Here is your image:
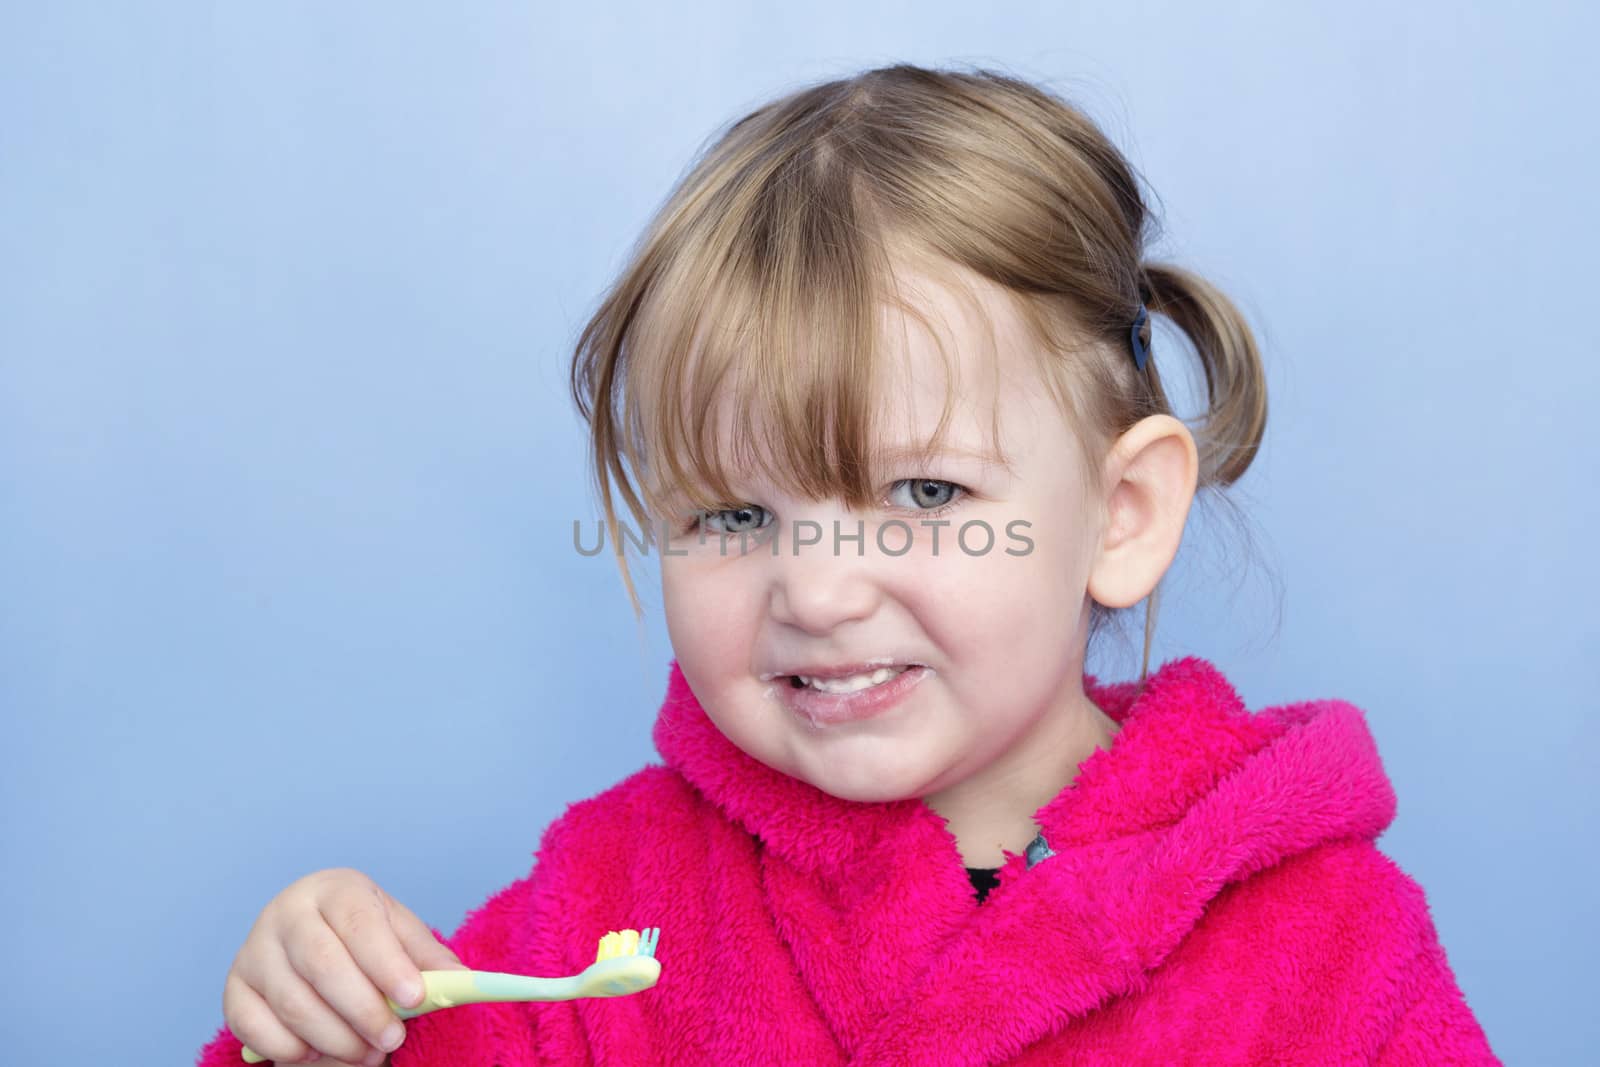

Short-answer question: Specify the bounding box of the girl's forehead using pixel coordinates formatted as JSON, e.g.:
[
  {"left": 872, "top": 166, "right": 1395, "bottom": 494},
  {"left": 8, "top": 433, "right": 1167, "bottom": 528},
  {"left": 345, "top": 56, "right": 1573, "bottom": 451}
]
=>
[
  {"left": 634, "top": 251, "right": 1055, "bottom": 509},
  {"left": 696, "top": 310, "right": 1034, "bottom": 466},
  {"left": 698, "top": 379, "right": 1021, "bottom": 487},
  {"left": 704, "top": 292, "right": 1021, "bottom": 423},
  {"left": 702, "top": 353, "right": 1005, "bottom": 438}
]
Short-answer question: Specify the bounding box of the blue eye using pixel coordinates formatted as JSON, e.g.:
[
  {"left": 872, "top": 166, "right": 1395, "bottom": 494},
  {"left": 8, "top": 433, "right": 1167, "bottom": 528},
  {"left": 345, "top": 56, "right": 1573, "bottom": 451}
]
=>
[
  {"left": 888, "top": 478, "right": 966, "bottom": 514},
  {"left": 697, "top": 504, "right": 772, "bottom": 534}
]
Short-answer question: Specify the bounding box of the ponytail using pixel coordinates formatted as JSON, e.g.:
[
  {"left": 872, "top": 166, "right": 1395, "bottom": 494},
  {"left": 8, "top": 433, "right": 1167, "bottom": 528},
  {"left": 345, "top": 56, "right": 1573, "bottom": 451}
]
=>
[{"left": 1140, "top": 262, "right": 1268, "bottom": 489}]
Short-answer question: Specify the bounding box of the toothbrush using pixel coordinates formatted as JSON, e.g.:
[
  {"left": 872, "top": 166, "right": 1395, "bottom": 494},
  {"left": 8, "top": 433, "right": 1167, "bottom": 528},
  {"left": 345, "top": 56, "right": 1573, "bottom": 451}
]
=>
[{"left": 240, "top": 926, "right": 661, "bottom": 1063}]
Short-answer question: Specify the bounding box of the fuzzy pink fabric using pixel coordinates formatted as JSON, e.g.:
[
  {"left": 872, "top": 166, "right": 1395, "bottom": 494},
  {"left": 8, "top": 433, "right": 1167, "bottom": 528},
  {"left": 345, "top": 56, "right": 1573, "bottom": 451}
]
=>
[{"left": 197, "top": 655, "right": 1500, "bottom": 1065}]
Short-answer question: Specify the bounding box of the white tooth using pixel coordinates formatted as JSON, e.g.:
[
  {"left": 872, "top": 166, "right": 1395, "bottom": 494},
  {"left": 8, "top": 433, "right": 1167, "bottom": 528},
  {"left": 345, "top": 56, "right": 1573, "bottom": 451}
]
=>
[{"left": 799, "top": 666, "right": 908, "bottom": 694}]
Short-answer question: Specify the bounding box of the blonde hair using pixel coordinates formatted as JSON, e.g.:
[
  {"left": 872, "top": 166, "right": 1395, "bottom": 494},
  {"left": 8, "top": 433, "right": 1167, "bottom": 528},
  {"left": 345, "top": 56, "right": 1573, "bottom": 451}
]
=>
[{"left": 570, "top": 63, "right": 1268, "bottom": 684}]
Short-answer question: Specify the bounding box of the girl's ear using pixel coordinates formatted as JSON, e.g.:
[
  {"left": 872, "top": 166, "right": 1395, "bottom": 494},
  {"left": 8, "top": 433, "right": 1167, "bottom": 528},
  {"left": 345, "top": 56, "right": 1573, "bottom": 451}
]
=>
[{"left": 1085, "top": 415, "right": 1199, "bottom": 610}]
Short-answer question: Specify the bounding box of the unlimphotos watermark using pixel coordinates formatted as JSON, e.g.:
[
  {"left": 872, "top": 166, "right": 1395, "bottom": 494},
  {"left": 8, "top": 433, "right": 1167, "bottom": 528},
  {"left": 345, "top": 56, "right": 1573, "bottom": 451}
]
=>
[{"left": 572, "top": 517, "right": 1036, "bottom": 558}]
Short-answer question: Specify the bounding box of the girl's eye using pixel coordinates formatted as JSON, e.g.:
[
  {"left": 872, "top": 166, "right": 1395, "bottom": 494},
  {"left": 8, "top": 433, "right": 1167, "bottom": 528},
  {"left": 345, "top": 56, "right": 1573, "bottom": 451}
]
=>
[
  {"left": 887, "top": 478, "right": 966, "bottom": 514},
  {"left": 696, "top": 504, "right": 772, "bottom": 535}
]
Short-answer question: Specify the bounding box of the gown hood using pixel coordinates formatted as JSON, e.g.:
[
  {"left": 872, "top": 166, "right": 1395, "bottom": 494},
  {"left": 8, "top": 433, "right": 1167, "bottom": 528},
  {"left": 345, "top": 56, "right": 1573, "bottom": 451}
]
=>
[{"left": 651, "top": 654, "right": 1399, "bottom": 1065}]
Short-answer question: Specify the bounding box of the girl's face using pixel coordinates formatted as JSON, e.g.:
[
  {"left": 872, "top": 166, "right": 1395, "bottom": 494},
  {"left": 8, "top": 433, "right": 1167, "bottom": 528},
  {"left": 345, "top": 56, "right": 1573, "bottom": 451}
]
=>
[{"left": 659, "top": 265, "right": 1120, "bottom": 829}]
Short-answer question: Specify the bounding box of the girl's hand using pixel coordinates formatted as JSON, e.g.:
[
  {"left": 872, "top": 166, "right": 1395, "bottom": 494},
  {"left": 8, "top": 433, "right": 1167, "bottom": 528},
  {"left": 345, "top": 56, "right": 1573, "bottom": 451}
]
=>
[{"left": 221, "top": 867, "right": 468, "bottom": 1067}]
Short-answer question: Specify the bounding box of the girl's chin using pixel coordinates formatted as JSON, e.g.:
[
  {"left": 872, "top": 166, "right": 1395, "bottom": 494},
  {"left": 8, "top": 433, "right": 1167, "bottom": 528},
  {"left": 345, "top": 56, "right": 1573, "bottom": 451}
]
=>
[{"left": 793, "top": 761, "right": 932, "bottom": 805}]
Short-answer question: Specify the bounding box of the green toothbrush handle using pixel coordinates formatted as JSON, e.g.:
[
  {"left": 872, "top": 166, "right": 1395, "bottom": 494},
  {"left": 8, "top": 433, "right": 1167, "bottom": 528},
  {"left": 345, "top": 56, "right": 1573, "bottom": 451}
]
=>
[
  {"left": 239, "top": 957, "right": 662, "bottom": 1062},
  {"left": 239, "top": 969, "right": 576, "bottom": 1062},
  {"left": 398, "top": 967, "right": 580, "bottom": 1015}
]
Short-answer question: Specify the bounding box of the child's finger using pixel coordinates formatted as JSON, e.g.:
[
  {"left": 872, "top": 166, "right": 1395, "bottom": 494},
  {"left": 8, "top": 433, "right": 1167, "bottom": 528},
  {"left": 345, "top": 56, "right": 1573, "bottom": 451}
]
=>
[
  {"left": 279, "top": 924, "right": 405, "bottom": 1065},
  {"left": 382, "top": 893, "right": 470, "bottom": 977},
  {"left": 223, "top": 972, "right": 320, "bottom": 1065},
  {"left": 319, "top": 883, "right": 448, "bottom": 1012}
]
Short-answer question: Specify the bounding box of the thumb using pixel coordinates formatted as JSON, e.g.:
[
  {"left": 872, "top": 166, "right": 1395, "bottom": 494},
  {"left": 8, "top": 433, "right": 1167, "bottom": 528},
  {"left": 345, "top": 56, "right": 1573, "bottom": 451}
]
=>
[{"left": 384, "top": 891, "right": 471, "bottom": 971}]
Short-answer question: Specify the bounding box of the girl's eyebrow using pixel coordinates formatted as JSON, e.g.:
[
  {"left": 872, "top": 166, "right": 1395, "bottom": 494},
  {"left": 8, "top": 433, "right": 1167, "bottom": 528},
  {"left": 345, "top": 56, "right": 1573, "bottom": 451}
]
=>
[{"left": 877, "top": 444, "right": 1014, "bottom": 473}]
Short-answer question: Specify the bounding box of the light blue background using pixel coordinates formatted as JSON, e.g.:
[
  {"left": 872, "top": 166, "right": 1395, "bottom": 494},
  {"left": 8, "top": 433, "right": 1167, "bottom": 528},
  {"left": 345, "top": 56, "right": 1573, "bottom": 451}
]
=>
[{"left": 2, "top": 3, "right": 1593, "bottom": 1063}]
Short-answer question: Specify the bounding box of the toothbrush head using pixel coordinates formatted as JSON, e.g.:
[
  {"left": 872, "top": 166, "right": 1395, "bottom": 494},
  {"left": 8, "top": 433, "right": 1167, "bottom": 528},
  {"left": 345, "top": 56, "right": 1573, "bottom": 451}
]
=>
[{"left": 595, "top": 926, "right": 660, "bottom": 961}]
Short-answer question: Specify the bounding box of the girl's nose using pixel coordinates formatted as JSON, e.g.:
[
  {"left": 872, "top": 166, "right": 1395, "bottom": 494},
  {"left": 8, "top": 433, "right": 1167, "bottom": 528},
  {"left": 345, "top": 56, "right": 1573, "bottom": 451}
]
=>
[{"left": 765, "top": 521, "right": 882, "bottom": 635}]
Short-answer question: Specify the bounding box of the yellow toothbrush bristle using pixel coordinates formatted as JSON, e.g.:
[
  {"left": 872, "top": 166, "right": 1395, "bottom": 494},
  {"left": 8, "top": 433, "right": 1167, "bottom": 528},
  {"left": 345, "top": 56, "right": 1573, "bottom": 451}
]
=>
[{"left": 596, "top": 928, "right": 640, "bottom": 960}]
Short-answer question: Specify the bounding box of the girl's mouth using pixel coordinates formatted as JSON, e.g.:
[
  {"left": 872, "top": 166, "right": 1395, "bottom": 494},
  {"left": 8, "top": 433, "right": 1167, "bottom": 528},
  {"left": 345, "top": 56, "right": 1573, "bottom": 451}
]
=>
[{"left": 779, "top": 664, "right": 931, "bottom": 727}]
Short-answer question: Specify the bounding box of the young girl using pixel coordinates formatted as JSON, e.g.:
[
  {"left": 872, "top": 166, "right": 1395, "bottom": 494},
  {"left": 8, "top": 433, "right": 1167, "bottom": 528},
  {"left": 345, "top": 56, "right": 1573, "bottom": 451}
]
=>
[{"left": 198, "top": 63, "right": 1499, "bottom": 1066}]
